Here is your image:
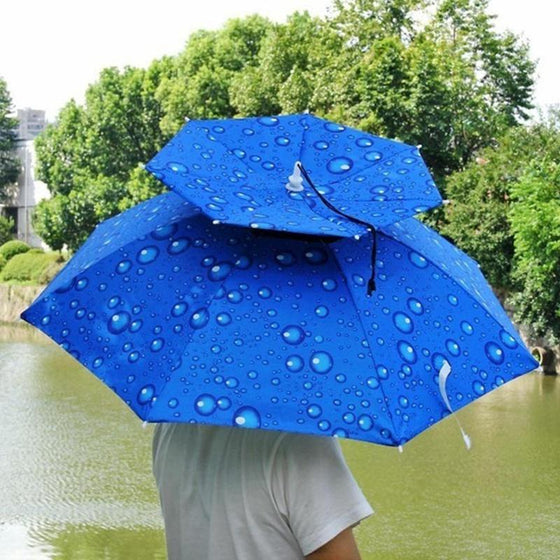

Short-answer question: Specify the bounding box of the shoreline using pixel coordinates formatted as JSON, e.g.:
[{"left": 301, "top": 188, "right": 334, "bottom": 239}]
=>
[{"left": 0, "top": 284, "right": 44, "bottom": 324}]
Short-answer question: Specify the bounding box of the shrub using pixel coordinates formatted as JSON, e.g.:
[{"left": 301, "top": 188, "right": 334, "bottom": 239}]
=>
[
  {"left": 0, "top": 251, "right": 65, "bottom": 284},
  {"left": 0, "top": 240, "right": 31, "bottom": 262},
  {"left": 0, "top": 253, "right": 6, "bottom": 272}
]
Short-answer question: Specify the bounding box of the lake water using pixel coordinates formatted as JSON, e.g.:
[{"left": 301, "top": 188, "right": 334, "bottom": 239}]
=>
[{"left": 1, "top": 324, "right": 558, "bottom": 559}]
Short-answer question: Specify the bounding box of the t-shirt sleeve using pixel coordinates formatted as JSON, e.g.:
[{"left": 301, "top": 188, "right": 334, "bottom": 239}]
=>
[{"left": 272, "top": 433, "right": 374, "bottom": 556}]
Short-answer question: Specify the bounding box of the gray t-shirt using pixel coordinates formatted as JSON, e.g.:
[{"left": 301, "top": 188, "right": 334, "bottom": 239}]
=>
[{"left": 153, "top": 423, "right": 373, "bottom": 560}]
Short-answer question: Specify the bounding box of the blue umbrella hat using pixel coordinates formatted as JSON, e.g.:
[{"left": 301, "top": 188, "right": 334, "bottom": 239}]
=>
[
  {"left": 22, "top": 191, "right": 538, "bottom": 447},
  {"left": 145, "top": 113, "right": 443, "bottom": 238}
]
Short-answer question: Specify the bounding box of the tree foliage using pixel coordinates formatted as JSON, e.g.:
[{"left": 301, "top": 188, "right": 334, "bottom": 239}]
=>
[
  {"left": 34, "top": 59, "right": 173, "bottom": 250},
  {"left": 326, "top": 0, "right": 535, "bottom": 181},
  {"left": 0, "top": 77, "right": 20, "bottom": 202},
  {"left": 509, "top": 155, "right": 560, "bottom": 341},
  {"left": 442, "top": 112, "right": 560, "bottom": 338}
]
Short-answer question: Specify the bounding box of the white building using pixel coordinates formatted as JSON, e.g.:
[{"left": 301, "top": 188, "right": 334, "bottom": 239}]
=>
[{"left": 1, "top": 108, "right": 50, "bottom": 248}]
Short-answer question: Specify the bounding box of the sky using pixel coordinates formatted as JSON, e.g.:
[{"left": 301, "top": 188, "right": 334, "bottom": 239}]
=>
[{"left": 1, "top": 0, "right": 558, "bottom": 121}]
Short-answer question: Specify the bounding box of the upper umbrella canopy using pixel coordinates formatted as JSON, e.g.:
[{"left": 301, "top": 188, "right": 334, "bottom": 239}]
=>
[{"left": 145, "top": 114, "right": 442, "bottom": 237}]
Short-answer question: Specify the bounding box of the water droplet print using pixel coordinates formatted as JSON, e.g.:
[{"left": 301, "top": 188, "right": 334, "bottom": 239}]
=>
[
  {"left": 138, "top": 385, "right": 155, "bottom": 405},
  {"left": 108, "top": 312, "right": 131, "bottom": 334},
  {"left": 366, "top": 377, "right": 380, "bottom": 389},
  {"left": 152, "top": 223, "right": 177, "bottom": 240},
  {"left": 322, "top": 278, "right": 337, "bottom": 292},
  {"left": 257, "top": 117, "right": 279, "bottom": 127},
  {"left": 499, "top": 330, "right": 518, "bottom": 349},
  {"left": 275, "top": 251, "right": 296, "bottom": 266},
  {"left": 409, "top": 252, "right": 428, "bottom": 268},
  {"left": 168, "top": 238, "right": 190, "bottom": 255},
  {"left": 216, "top": 312, "right": 232, "bottom": 326},
  {"left": 472, "top": 381, "right": 486, "bottom": 396},
  {"left": 358, "top": 415, "right": 373, "bottom": 431},
  {"left": 233, "top": 407, "right": 261, "bottom": 428},
  {"left": 307, "top": 404, "right": 322, "bottom": 418},
  {"left": 167, "top": 162, "right": 187, "bottom": 174},
  {"left": 407, "top": 298, "right": 424, "bottom": 315},
  {"left": 208, "top": 262, "right": 232, "bottom": 282},
  {"left": 107, "top": 296, "right": 120, "bottom": 309},
  {"left": 151, "top": 338, "right": 164, "bottom": 352},
  {"left": 315, "top": 306, "right": 329, "bottom": 318},
  {"left": 324, "top": 122, "right": 345, "bottom": 133},
  {"left": 327, "top": 157, "right": 353, "bottom": 174},
  {"left": 171, "top": 302, "right": 188, "bottom": 317},
  {"left": 397, "top": 341, "right": 417, "bottom": 364},
  {"left": 393, "top": 312, "right": 414, "bottom": 334},
  {"left": 356, "top": 137, "right": 373, "bottom": 148},
  {"left": 282, "top": 326, "right": 305, "bottom": 345},
  {"left": 137, "top": 246, "right": 159, "bottom": 264},
  {"left": 364, "top": 151, "right": 382, "bottom": 162},
  {"left": 286, "top": 355, "right": 304, "bottom": 372},
  {"left": 446, "top": 339, "right": 461, "bottom": 357},
  {"left": 485, "top": 342, "right": 505, "bottom": 364},
  {"left": 304, "top": 248, "right": 328, "bottom": 265},
  {"left": 190, "top": 308, "right": 210, "bottom": 330},
  {"left": 310, "top": 352, "right": 333, "bottom": 374},
  {"left": 195, "top": 394, "right": 217, "bottom": 416}
]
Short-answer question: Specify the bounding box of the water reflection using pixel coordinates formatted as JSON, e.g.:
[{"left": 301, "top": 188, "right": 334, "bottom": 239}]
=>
[
  {"left": 1, "top": 326, "right": 558, "bottom": 559},
  {"left": 0, "top": 326, "right": 166, "bottom": 559},
  {"left": 41, "top": 525, "right": 166, "bottom": 560}
]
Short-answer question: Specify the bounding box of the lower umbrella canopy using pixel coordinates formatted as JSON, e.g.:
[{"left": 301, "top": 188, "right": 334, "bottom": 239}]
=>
[{"left": 22, "top": 192, "right": 538, "bottom": 446}]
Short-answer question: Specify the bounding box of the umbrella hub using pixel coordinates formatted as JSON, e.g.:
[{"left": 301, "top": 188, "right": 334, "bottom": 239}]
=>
[{"left": 285, "top": 161, "right": 304, "bottom": 192}]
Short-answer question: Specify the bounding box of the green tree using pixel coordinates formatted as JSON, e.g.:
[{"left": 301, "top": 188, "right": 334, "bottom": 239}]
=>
[
  {"left": 35, "top": 100, "right": 89, "bottom": 196},
  {"left": 324, "top": 0, "right": 535, "bottom": 183},
  {"left": 34, "top": 58, "right": 173, "bottom": 250},
  {"left": 509, "top": 157, "right": 560, "bottom": 340},
  {"left": 442, "top": 117, "right": 560, "bottom": 292},
  {"left": 0, "top": 78, "right": 20, "bottom": 202},
  {"left": 158, "top": 15, "right": 273, "bottom": 132},
  {"left": 230, "top": 12, "right": 336, "bottom": 116},
  {"left": 441, "top": 112, "right": 560, "bottom": 338}
]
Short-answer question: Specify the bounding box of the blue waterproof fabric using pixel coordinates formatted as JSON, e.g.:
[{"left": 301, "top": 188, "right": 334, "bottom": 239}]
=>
[
  {"left": 22, "top": 192, "right": 537, "bottom": 446},
  {"left": 145, "top": 114, "right": 442, "bottom": 237}
]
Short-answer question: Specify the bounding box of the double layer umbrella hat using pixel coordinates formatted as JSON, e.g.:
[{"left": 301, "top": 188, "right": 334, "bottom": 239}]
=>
[{"left": 22, "top": 182, "right": 537, "bottom": 445}]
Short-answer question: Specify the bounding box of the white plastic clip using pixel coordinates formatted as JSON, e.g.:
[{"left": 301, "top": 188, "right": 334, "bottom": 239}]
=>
[
  {"left": 438, "top": 360, "right": 471, "bottom": 450},
  {"left": 142, "top": 421, "right": 148, "bottom": 429},
  {"left": 285, "top": 161, "right": 304, "bottom": 192}
]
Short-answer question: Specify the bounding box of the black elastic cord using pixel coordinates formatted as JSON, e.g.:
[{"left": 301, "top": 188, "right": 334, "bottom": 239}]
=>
[{"left": 297, "top": 163, "right": 377, "bottom": 294}]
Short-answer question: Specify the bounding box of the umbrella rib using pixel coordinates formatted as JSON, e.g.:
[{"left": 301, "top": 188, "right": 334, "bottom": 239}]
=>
[
  {"left": 297, "top": 115, "right": 311, "bottom": 168},
  {"left": 328, "top": 239, "right": 401, "bottom": 445}
]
